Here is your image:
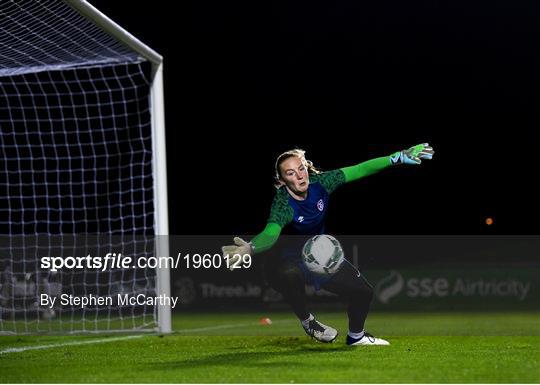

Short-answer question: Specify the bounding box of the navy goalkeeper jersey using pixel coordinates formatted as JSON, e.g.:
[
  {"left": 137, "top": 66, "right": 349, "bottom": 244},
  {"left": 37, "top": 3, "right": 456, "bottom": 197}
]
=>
[{"left": 267, "top": 169, "right": 345, "bottom": 235}]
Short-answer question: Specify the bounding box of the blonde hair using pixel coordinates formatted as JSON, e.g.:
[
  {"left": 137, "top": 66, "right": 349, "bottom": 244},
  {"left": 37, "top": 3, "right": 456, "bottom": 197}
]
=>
[{"left": 274, "top": 148, "right": 320, "bottom": 188}]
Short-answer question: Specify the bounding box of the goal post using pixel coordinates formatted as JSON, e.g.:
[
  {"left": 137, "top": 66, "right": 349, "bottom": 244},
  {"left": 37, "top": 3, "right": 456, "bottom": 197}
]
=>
[
  {"left": 0, "top": 0, "right": 171, "bottom": 334},
  {"left": 66, "top": 0, "right": 171, "bottom": 336},
  {"left": 150, "top": 64, "right": 172, "bottom": 334}
]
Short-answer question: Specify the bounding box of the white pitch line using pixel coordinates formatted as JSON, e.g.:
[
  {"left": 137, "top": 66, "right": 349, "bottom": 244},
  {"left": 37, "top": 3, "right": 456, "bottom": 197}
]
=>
[
  {"left": 0, "top": 334, "right": 144, "bottom": 355},
  {"left": 1, "top": 319, "right": 297, "bottom": 354}
]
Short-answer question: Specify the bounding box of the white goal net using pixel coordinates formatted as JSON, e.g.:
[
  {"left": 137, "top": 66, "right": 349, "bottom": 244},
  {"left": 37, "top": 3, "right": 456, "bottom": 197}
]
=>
[{"left": 0, "top": 0, "right": 169, "bottom": 334}]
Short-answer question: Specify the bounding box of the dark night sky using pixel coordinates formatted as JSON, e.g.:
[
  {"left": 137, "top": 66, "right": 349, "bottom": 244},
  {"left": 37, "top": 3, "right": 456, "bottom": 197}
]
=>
[{"left": 91, "top": 0, "right": 539, "bottom": 235}]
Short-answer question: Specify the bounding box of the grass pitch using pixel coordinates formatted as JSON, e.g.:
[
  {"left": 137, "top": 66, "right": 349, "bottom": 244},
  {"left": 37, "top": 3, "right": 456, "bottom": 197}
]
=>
[{"left": 1, "top": 311, "right": 539, "bottom": 383}]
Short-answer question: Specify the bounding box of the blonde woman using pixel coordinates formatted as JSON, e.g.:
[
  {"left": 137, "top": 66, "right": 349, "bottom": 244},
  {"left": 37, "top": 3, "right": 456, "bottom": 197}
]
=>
[{"left": 223, "top": 144, "right": 434, "bottom": 345}]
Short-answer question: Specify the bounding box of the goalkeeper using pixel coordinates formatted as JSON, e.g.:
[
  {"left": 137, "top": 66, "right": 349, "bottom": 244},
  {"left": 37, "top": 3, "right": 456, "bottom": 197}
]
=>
[{"left": 222, "top": 144, "right": 434, "bottom": 346}]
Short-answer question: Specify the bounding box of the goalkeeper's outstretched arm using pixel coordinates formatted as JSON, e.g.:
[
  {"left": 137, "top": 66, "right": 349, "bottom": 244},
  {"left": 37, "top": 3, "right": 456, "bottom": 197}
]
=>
[
  {"left": 222, "top": 143, "right": 434, "bottom": 268},
  {"left": 250, "top": 222, "right": 282, "bottom": 254},
  {"left": 341, "top": 143, "right": 434, "bottom": 183},
  {"left": 221, "top": 223, "right": 281, "bottom": 270},
  {"left": 221, "top": 223, "right": 281, "bottom": 255}
]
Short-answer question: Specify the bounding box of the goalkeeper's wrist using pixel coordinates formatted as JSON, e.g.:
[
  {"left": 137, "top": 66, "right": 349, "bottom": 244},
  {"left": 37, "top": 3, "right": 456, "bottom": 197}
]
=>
[{"left": 389, "top": 151, "right": 403, "bottom": 165}]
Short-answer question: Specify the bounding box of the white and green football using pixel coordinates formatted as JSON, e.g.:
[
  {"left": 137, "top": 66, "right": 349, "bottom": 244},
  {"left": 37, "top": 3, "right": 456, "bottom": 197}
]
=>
[{"left": 301, "top": 234, "right": 345, "bottom": 275}]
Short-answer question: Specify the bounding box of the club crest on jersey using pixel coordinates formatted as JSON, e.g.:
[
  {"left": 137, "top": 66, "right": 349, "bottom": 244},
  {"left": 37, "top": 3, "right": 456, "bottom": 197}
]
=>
[
  {"left": 317, "top": 199, "right": 324, "bottom": 212},
  {"left": 297, "top": 216, "right": 304, "bottom": 222}
]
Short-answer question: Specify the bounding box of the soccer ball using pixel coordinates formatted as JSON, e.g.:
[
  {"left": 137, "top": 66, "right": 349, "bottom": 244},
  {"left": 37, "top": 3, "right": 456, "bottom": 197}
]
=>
[{"left": 302, "top": 234, "right": 345, "bottom": 275}]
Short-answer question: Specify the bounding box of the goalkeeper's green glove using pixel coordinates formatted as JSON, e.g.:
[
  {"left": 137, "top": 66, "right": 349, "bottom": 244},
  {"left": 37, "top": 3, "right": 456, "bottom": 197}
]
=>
[
  {"left": 390, "top": 143, "right": 434, "bottom": 165},
  {"left": 221, "top": 237, "right": 252, "bottom": 271}
]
